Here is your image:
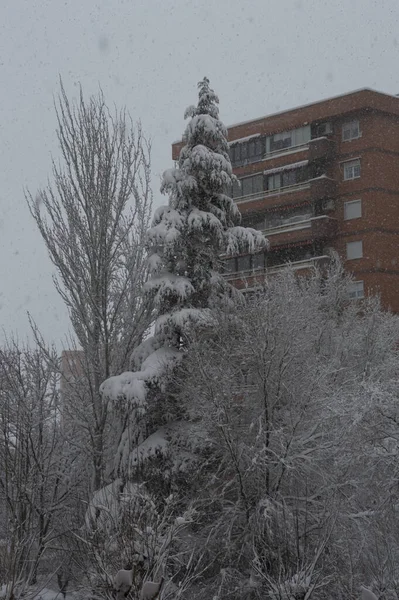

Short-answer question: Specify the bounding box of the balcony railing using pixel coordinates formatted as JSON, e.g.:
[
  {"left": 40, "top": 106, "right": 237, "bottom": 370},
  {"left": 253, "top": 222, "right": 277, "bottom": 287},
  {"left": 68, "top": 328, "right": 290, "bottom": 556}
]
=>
[
  {"left": 308, "top": 137, "right": 335, "bottom": 162},
  {"left": 235, "top": 181, "right": 311, "bottom": 206},
  {"left": 263, "top": 218, "right": 312, "bottom": 237},
  {"left": 224, "top": 255, "right": 331, "bottom": 282},
  {"left": 262, "top": 215, "right": 336, "bottom": 245},
  {"left": 268, "top": 255, "right": 330, "bottom": 274},
  {"left": 309, "top": 176, "right": 337, "bottom": 200}
]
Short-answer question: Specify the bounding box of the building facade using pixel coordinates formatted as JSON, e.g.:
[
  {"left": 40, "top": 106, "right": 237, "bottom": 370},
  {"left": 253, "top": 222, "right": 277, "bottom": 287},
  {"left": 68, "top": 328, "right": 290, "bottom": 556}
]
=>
[{"left": 172, "top": 89, "right": 399, "bottom": 311}]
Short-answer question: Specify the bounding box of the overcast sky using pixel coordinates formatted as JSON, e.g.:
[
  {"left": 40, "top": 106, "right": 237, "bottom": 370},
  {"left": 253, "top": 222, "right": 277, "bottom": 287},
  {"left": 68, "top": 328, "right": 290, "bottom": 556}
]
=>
[{"left": 0, "top": 0, "right": 398, "bottom": 346}]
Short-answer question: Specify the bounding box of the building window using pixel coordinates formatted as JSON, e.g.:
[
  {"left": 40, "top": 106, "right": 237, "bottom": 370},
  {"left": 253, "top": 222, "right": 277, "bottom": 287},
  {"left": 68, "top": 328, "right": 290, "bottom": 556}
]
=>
[
  {"left": 316, "top": 122, "right": 333, "bottom": 136},
  {"left": 232, "top": 179, "right": 241, "bottom": 198},
  {"left": 346, "top": 240, "right": 363, "bottom": 260},
  {"left": 236, "top": 255, "right": 251, "bottom": 272},
  {"left": 266, "top": 125, "right": 311, "bottom": 154},
  {"left": 240, "top": 174, "right": 264, "bottom": 197},
  {"left": 342, "top": 120, "right": 360, "bottom": 141},
  {"left": 268, "top": 173, "right": 282, "bottom": 191},
  {"left": 344, "top": 199, "right": 362, "bottom": 220},
  {"left": 229, "top": 174, "right": 264, "bottom": 199},
  {"left": 252, "top": 252, "right": 265, "bottom": 270},
  {"left": 282, "top": 170, "right": 298, "bottom": 187},
  {"left": 343, "top": 159, "right": 361, "bottom": 180},
  {"left": 267, "top": 166, "right": 309, "bottom": 191},
  {"left": 223, "top": 257, "right": 237, "bottom": 273},
  {"left": 269, "top": 130, "right": 292, "bottom": 152},
  {"left": 348, "top": 280, "right": 364, "bottom": 299},
  {"left": 229, "top": 137, "right": 264, "bottom": 167}
]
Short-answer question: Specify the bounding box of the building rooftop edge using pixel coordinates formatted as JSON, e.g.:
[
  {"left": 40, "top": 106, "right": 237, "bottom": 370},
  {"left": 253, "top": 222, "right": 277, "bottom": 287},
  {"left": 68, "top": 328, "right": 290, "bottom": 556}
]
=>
[
  {"left": 172, "top": 88, "right": 399, "bottom": 145},
  {"left": 225, "top": 88, "right": 394, "bottom": 130}
]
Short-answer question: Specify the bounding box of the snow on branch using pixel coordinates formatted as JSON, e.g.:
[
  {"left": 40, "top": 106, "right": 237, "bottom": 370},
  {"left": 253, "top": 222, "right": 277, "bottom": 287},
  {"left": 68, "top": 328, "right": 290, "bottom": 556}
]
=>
[
  {"left": 100, "top": 346, "right": 182, "bottom": 406},
  {"left": 129, "top": 428, "right": 169, "bottom": 471},
  {"left": 185, "top": 144, "right": 232, "bottom": 175},
  {"left": 188, "top": 208, "right": 224, "bottom": 236},
  {"left": 144, "top": 274, "right": 195, "bottom": 305},
  {"left": 225, "top": 226, "right": 269, "bottom": 256},
  {"left": 156, "top": 307, "right": 214, "bottom": 335},
  {"left": 100, "top": 371, "right": 148, "bottom": 407},
  {"left": 184, "top": 114, "right": 228, "bottom": 148}
]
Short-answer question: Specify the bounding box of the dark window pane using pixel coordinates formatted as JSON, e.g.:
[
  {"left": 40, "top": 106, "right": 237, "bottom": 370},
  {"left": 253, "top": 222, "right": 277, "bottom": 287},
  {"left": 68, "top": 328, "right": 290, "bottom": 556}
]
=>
[
  {"left": 270, "top": 132, "right": 292, "bottom": 152},
  {"left": 223, "top": 258, "right": 236, "bottom": 272},
  {"left": 255, "top": 139, "right": 263, "bottom": 156},
  {"left": 253, "top": 175, "right": 264, "bottom": 193},
  {"left": 233, "top": 180, "right": 241, "bottom": 198},
  {"left": 296, "top": 167, "right": 308, "bottom": 182},
  {"left": 237, "top": 255, "right": 251, "bottom": 272},
  {"left": 253, "top": 253, "right": 265, "bottom": 269},
  {"left": 224, "top": 183, "right": 232, "bottom": 197},
  {"left": 242, "top": 177, "right": 252, "bottom": 196},
  {"left": 233, "top": 145, "right": 240, "bottom": 164},
  {"left": 248, "top": 141, "right": 256, "bottom": 158},
  {"left": 282, "top": 170, "right": 297, "bottom": 187},
  {"left": 241, "top": 143, "right": 248, "bottom": 159},
  {"left": 268, "top": 174, "right": 281, "bottom": 190}
]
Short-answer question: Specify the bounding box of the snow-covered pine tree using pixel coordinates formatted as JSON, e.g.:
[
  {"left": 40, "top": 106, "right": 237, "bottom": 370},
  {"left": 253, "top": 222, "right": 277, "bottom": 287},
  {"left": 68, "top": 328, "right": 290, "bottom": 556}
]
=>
[{"left": 100, "top": 77, "right": 267, "bottom": 478}]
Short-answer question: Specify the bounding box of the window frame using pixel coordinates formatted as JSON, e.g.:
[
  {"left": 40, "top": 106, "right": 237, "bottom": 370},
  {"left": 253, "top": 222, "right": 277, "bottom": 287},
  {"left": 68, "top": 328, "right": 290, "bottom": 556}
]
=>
[
  {"left": 342, "top": 119, "right": 361, "bottom": 141},
  {"left": 267, "top": 173, "right": 282, "bottom": 191},
  {"left": 344, "top": 199, "right": 362, "bottom": 220},
  {"left": 229, "top": 137, "right": 264, "bottom": 167},
  {"left": 343, "top": 159, "right": 361, "bottom": 181},
  {"left": 346, "top": 240, "right": 363, "bottom": 260},
  {"left": 266, "top": 125, "right": 311, "bottom": 155},
  {"left": 348, "top": 280, "right": 364, "bottom": 299}
]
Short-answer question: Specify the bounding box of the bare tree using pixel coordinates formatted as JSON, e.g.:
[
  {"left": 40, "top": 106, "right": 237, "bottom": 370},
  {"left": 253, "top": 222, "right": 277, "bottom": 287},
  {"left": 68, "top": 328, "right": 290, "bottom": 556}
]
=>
[
  {"left": 0, "top": 339, "right": 76, "bottom": 595},
  {"left": 175, "top": 263, "right": 399, "bottom": 600},
  {"left": 26, "top": 80, "right": 153, "bottom": 491}
]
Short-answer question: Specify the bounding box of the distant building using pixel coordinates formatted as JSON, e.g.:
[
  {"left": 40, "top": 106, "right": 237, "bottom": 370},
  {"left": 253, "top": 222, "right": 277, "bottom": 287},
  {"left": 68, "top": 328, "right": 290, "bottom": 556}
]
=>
[
  {"left": 59, "top": 350, "right": 85, "bottom": 422},
  {"left": 172, "top": 88, "right": 399, "bottom": 310}
]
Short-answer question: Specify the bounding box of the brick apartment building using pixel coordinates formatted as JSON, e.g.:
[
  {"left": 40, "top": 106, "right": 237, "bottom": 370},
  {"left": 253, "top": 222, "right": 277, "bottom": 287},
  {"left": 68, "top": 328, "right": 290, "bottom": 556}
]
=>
[{"left": 172, "top": 88, "right": 399, "bottom": 311}]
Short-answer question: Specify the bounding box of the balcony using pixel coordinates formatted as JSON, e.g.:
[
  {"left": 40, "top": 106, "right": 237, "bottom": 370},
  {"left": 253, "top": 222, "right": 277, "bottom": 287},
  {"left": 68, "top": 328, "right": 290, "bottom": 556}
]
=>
[
  {"left": 236, "top": 181, "right": 335, "bottom": 214},
  {"left": 268, "top": 255, "right": 330, "bottom": 274},
  {"left": 224, "top": 255, "right": 331, "bottom": 288},
  {"left": 264, "top": 215, "right": 337, "bottom": 247},
  {"left": 236, "top": 181, "right": 311, "bottom": 213},
  {"left": 311, "top": 215, "right": 337, "bottom": 238},
  {"left": 308, "top": 137, "right": 335, "bottom": 162},
  {"left": 309, "top": 176, "right": 337, "bottom": 201}
]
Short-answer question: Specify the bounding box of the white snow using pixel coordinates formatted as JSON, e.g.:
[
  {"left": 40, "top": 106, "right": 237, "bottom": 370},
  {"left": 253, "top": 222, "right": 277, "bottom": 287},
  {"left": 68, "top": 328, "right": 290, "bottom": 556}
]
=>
[
  {"left": 263, "top": 160, "right": 308, "bottom": 175},
  {"left": 100, "top": 371, "right": 148, "bottom": 406},
  {"left": 101, "top": 346, "right": 181, "bottom": 405},
  {"left": 114, "top": 570, "right": 133, "bottom": 599},
  {"left": 225, "top": 87, "right": 384, "bottom": 130},
  {"left": 360, "top": 587, "right": 378, "bottom": 600},
  {"left": 226, "top": 227, "right": 269, "bottom": 255},
  {"left": 147, "top": 253, "right": 163, "bottom": 273},
  {"left": 185, "top": 114, "right": 225, "bottom": 142},
  {"left": 144, "top": 274, "right": 195, "bottom": 305},
  {"left": 307, "top": 174, "right": 334, "bottom": 181},
  {"left": 188, "top": 208, "right": 224, "bottom": 235},
  {"left": 228, "top": 133, "right": 261, "bottom": 145},
  {"left": 130, "top": 336, "right": 160, "bottom": 370},
  {"left": 264, "top": 146, "right": 308, "bottom": 160},
  {"left": 129, "top": 429, "right": 169, "bottom": 469},
  {"left": 156, "top": 308, "right": 214, "bottom": 333},
  {"left": 85, "top": 479, "right": 140, "bottom": 531},
  {"left": 187, "top": 144, "right": 231, "bottom": 174},
  {"left": 140, "top": 346, "right": 182, "bottom": 379},
  {"left": 140, "top": 580, "right": 163, "bottom": 600}
]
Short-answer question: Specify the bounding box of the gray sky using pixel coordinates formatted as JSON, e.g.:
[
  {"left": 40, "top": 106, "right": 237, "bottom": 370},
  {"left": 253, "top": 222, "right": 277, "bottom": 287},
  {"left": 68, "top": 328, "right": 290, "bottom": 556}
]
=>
[{"left": 1, "top": 0, "right": 398, "bottom": 346}]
